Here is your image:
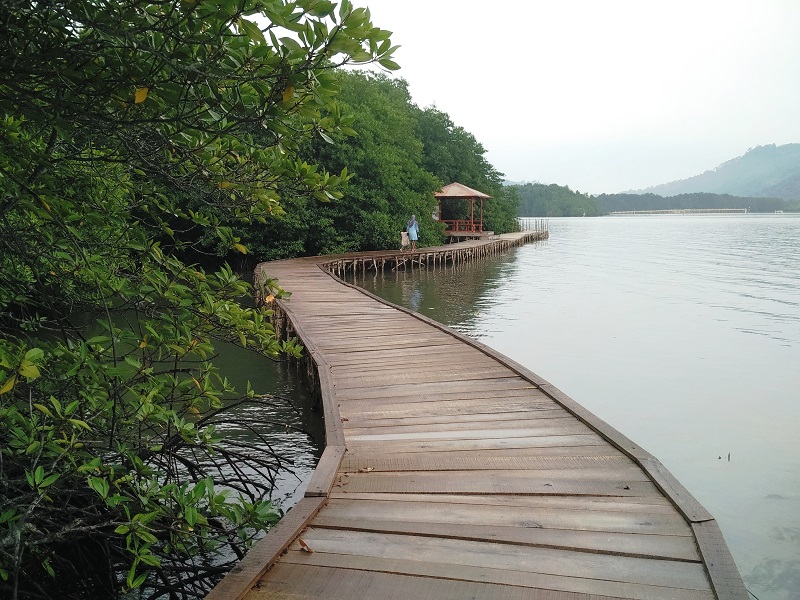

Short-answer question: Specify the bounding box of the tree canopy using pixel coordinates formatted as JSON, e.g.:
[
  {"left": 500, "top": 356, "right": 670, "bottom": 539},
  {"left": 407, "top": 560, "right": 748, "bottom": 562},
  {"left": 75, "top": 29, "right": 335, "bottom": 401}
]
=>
[
  {"left": 239, "top": 71, "right": 519, "bottom": 261},
  {"left": 0, "top": 1, "right": 396, "bottom": 597}
]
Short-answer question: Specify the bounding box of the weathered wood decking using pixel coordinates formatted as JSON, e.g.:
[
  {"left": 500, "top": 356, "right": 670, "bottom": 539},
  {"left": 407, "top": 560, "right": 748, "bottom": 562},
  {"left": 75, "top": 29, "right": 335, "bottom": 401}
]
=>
[{"left": 209, "top": 232, "right": 747, "bottom": 600}]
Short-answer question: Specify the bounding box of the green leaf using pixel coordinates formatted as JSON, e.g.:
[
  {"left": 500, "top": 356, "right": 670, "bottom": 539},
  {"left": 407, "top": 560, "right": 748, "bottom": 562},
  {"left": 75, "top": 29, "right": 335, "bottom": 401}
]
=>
[
  {"left": 378, "top": 58, "right": 401, "bottom": 71},
  {"left": 24, "top": 348, "right": 44, "bottom": 362},
  {"left": 239, "top": 18, "right": 266, "bottom": 44},
  {"left": 40, "top": 473, "right": 60, "bottom": 488},
  {"left": 42, "top": 558, "right": 55, "bottom": 578},
  {"left": 68, "top": 418, "right": 91, "bottom": 431},
  {"left": 0, "top": 510, "right": 17, "bottom": 525},
  {"left": 88, "top": 476, "right": 110, "bottom": 499},
  {"left": 33, "top": 403, "right": 54, "bottom": 418}
]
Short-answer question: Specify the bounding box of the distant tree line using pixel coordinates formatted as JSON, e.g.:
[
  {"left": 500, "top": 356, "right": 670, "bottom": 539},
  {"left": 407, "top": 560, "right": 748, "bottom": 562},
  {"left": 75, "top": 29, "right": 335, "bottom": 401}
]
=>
[
  {"left": 594, "top": 192, "right": 787, "bottom": 213},
  {"left": 513, "top": 183, "right": 793, "bottom": 217},
  {"left": 513, "top": 183, "right": 600, "bottom": 217}
]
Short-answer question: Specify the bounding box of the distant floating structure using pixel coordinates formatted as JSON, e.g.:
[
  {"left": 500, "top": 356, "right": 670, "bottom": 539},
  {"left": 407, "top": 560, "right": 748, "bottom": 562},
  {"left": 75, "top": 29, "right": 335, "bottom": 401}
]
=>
[{"left": 608, "top": 208, "right": 749, "bottom": 215}]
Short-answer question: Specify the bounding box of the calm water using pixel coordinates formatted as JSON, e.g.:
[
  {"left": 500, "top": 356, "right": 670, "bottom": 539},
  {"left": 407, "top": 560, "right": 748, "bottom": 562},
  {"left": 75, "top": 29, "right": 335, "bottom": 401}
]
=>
[
  {"left": 357, "top": 215, "right": 800, "bottom": 600},
  {"left": 212, "top": 345, "right": 323, "bottom": 510}
]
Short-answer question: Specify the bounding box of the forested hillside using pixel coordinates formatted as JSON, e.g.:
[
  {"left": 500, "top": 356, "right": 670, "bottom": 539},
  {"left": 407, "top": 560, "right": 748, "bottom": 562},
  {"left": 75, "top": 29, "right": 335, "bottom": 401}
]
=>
[
  {"left": 637, "top": 144, "right": 800, "bottom": 200},
  {"left": 595, "top": 192, "right": 787, "bottom": 213},
  {"left": 513, "top": 183, "right": 791, "bottom": 216}
]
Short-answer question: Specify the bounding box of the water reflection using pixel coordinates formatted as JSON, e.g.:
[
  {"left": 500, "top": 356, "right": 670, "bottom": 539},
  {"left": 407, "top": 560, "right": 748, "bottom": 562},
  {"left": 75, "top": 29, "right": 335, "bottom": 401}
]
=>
[
  {"left": 211, "top": 344, "right": 323, "bottom": 509},
  {"left": 359, "top": 215, "right": 800, "bottom": 600}
]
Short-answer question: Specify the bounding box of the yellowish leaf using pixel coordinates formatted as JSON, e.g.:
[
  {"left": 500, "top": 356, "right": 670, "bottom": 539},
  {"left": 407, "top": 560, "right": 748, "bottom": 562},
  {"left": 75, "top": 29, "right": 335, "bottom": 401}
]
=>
[
  {"left": 188, "top": 406, "right": 200, "bottom": 416},
  {"left": 0, "top": 375, "right": 17, "bottom": 396},
  {"left": 263, "top": 294, "right": 275, "bottom": 304},
  {"left": 217, "top": 181, "right": 233, "bottom": 189},
  {"left": 134, "top": 87, "right": 149, "bottom": 104},
  {"left": 18, "top": 361, "right": 40, "bottom": 379},
  {"left": 234, "top": 243, "right": 248, "bottom": 254},
  {"left": 282, "top": 85, "right": 295, "bottom": 102}
]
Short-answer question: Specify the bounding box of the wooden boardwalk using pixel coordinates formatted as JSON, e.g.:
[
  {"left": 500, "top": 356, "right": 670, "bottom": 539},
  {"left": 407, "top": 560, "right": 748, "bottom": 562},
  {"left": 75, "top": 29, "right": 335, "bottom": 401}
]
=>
[{"left": 209, "top": 233, "right": 747, "bottom": 600}]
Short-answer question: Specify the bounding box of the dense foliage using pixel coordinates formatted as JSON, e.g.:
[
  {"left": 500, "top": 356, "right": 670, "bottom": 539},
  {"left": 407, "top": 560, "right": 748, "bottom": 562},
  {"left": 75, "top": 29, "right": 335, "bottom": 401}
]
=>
[
  {"left": 240, "top": 72, "right": 519, "bottom": 260},
  {"left": 415, "top": 107, "right": 520, "bottom": 234},
  {"left": 0, "top": 1, "right": 396, "bottom": 598}
]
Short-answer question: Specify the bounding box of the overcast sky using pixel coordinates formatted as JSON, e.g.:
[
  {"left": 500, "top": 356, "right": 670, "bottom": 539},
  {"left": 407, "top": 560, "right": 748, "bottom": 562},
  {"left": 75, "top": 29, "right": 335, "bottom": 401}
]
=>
[{"left": 361, "top": 0, "right": 800, "bottom": 194}]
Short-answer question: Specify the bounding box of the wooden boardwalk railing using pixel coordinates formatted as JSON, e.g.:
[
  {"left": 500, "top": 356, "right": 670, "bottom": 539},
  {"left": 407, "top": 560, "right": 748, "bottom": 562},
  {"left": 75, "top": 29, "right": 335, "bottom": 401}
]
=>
[{"left": 208, "top": 232, "right": 747, "bottom": 600}]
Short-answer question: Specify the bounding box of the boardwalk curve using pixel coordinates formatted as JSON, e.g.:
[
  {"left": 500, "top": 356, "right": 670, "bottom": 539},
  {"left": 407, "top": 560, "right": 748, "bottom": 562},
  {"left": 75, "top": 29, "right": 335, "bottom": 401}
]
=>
[{"left": 209, "top": 232, "right": 747, "bottom": 600}]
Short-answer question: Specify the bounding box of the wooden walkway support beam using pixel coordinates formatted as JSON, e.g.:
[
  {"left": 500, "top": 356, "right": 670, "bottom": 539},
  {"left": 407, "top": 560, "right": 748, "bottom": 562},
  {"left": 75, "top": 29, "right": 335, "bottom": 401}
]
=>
[{"left": 209, "top": 230, "right": 747, "bottom": 600}]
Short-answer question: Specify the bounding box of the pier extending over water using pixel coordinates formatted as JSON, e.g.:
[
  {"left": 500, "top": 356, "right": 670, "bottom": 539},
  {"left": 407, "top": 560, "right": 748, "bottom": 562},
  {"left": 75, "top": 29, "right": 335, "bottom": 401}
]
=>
[{"left": 209, "top": 231, "right": 747, "bottom": 600}]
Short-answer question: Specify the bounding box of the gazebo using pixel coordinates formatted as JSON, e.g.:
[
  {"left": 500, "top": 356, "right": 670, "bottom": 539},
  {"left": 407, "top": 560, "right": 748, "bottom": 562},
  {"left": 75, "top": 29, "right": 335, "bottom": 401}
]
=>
[{"left": 434, "top": 182, "right": 492, "bottom": 239}]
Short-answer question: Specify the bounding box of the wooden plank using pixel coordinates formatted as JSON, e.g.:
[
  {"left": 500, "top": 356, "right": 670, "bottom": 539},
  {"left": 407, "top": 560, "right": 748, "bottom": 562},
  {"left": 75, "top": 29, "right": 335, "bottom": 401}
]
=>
[
  {"left": 343, "top": 423, "right": 592, "bottom": 442},
  {"left": 338, "top": 454, "right": 637, "bottom": 473},
  {"left": 342, "top": 444, "right": 621, "bottom": 461},
  {"left": 326, "top": 492, "right": 677, "bottom": 511},
  {"left": 324, "top": 343, "right": 470, "bottom": 364},
  {"left": 311, "top": 518, "right": 700, "bottom": 562},
  {"left": 340, "top": 404, "right": 568, "bottom": 426},
  {"left": 286, "top": 528, "right": 713, "bottom": 591},
  {"left": 638, "top": 457, "right": 714, "bottom": 523},
  {"left": 332, "top": 376, "right": 536, "bottom": 400},
  {"left": 248, "top": 562, "right": 621, "bottom": 600},
  {"left": 692, "top": 520, "right": 750, "bottom": 600},
  {"left": 332, "top": 366, "right": 517, "bottom": 387},
  {"left": 304, "top": 445, "right": 344, "bottom": 497},
  {"left": 342, "top": 416, "right": 585, "bottom": 437},
  {"left": 336, "top": 386, "right": 547, "bottom": 407},
  {"left": 342, "top": 433, "right": 610, "bottom": 453},
  {"left": 332, "top": 471, "right": 659, "bottom": 496},
  {"left": 317, "top": 359, "right": 344, "bottom": 446},
  {"left": 206, "top": 497, "right": 326, "bottom": 600},
  {"left": 317, "top": 498, "right": 692, "bottom": 537}
]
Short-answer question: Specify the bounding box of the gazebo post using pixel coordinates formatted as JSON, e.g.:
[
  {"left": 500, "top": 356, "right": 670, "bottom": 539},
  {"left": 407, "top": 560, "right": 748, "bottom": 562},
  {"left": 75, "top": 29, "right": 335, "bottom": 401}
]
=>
[
  {"left": 480, "top": 198, "right": 484, "bottom": 233},
  {"left": 470, "top": 198, "right": 474, "bottom": 232}
]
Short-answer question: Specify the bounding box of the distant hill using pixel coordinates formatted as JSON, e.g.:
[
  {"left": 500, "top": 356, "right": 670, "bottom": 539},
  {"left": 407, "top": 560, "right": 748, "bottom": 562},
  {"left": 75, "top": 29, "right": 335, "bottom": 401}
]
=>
[{"left": 632, "top": 144, "right": 800, "bottom": 200}]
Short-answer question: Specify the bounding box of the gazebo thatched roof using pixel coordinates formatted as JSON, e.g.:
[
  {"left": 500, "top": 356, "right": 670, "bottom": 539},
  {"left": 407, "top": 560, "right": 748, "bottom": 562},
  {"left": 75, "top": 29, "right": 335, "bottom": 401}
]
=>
[{"left": 434, "top": 182, "right": 491, "bottom": 199}]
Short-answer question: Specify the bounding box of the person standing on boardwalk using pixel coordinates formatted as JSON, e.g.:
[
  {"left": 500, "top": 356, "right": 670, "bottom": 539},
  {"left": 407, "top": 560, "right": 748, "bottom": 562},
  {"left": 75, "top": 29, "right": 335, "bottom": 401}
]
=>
[
  {"left": 407, "top": 214, "right": 419, "bottom": 251},
  {"left": 400, "top": 229, "right": 410, "bottom": 252}
]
